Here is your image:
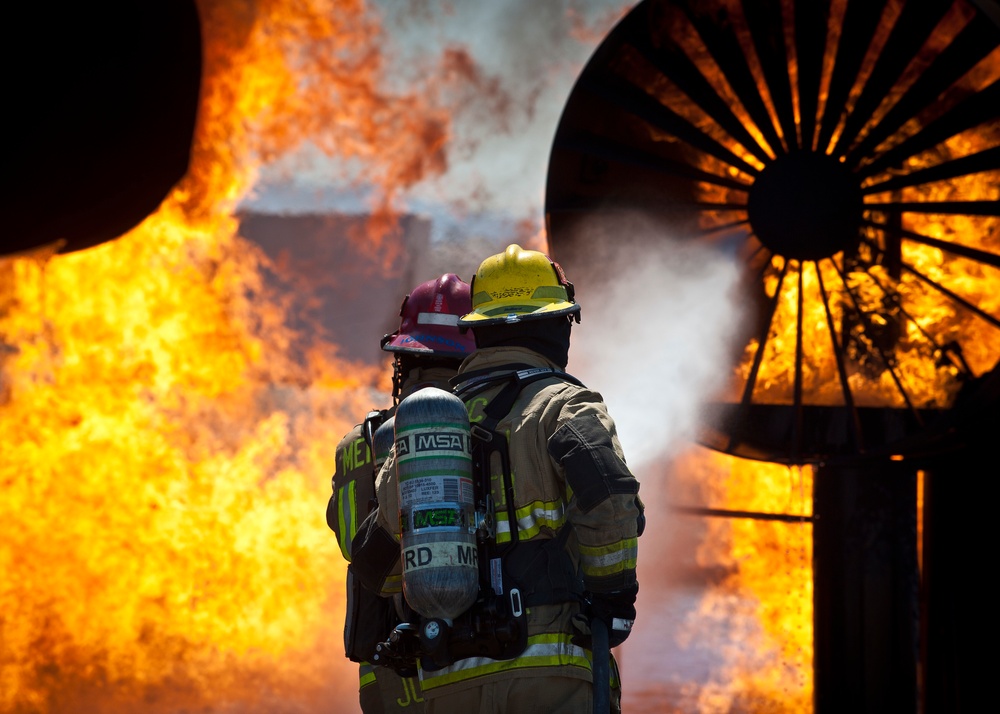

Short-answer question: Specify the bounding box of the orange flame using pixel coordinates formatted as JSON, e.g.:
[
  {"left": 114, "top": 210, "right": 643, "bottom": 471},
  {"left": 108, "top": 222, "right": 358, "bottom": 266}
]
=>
[
  {"left": 0, "top": 1, "right": 453, "bottom": 711},
  {"left": 676, "top": 449, "right": 813, "bottom": 713}
]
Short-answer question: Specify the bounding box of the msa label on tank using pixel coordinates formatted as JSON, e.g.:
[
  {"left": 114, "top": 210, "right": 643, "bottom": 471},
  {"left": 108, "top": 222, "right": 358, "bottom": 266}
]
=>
[
  {"left": 401, "top": 505, "right": 469, "bottom": 533},
  {"left": 395, "top": 427, "right": 472, "bottom": 459},
  {"left": 402, "top": 541, "right": 479, "bottom": 571},
  {"left": 400, "top": 475, "right": 474, "bottom": 505}
]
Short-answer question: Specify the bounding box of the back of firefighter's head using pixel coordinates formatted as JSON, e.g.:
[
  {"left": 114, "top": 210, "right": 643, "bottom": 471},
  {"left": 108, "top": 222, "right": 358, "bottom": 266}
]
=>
[
  {"left": 381, "top": 274, "right": 475, "bottom": 394},
  {"left": 458, "top": 244, "right": 580, "bottom": 368}
]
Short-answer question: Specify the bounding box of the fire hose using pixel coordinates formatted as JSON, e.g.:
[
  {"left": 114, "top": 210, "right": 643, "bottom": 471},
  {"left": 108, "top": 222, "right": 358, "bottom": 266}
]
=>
[{"left": 591, "top": 616, "right": 610, "bottom": 714}]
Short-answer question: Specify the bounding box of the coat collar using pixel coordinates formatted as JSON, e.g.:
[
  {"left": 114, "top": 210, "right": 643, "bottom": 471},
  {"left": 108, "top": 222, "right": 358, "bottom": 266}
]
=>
[{"left": 458, "top": 346, "right": 562, "bottom": 374}]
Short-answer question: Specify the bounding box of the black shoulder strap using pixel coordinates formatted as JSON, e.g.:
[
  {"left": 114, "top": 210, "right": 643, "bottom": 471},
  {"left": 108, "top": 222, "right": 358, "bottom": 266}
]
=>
[
  {"left": 361, "top": 409, "right": 387, "bottom": 458},
  {"left": 453, "top": 367, "right": 586, "bottom": 427},
  {"left": 361, "top": 408, "right": 388, "bottom": 514},
  {"left": 450, "top": 364, "right": 533, "bottom": 401}
]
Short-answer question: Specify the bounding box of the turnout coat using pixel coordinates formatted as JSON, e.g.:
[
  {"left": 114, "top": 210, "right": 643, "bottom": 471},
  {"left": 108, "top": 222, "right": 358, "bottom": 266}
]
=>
[{"left": 367, "top": 346, "right": 641, "bottom": 699}]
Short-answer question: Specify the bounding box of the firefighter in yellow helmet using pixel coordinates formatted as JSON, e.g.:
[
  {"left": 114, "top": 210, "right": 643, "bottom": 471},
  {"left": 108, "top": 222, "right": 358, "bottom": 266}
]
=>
[
  {"left": 327, "top": 274, "right": 475, "bottom": 714},
  {"left": 356, "top": 245, "right": 643, "bottom": 714}
]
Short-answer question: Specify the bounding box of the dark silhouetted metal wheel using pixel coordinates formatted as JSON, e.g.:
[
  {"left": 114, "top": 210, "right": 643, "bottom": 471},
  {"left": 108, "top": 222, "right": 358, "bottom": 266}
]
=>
[{"left": 546, "top": 0, "right": 1000, "bottom": 464}]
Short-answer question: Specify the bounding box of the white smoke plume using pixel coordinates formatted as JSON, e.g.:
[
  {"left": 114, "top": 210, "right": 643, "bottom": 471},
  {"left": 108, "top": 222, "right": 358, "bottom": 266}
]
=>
[
  {"left": 559, "top": 214, "right": 753, "bottom": 709},
  {"left": 565, "top": 214, "right": 749, "bottom": 470}
]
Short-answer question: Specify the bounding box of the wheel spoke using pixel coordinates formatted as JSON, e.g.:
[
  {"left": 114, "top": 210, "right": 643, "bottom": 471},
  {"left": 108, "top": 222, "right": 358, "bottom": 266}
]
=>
[
  {"left": 831, "top": 0, "right": 953, "bottom": 159},
  {"left": 862, "top": 146, "right": 1000, "bottom": 194},
  {"left": 617, "top": 7, "right": 775, "bottom": 164}
]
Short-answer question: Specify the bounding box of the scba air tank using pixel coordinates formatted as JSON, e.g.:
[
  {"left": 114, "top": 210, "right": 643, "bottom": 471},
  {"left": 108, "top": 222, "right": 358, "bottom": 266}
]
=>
[{"left": 394, "top": 387, "right": 478, "bottom": 620}]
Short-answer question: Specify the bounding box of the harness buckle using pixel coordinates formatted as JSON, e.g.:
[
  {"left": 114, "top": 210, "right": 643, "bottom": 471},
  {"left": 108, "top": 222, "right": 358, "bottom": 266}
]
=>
[
  {"left": 470, "top": 423, "right": 494, "bottom": 443},
  {"left": 510, "top": 588, "right": 523, "bottom": 618}
]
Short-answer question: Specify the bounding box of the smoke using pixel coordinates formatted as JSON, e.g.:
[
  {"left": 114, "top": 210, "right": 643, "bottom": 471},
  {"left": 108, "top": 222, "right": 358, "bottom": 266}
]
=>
[
  {"left": 565, "top": 214, "right": 748, "bottom": 470},
  {"left": 554, "top": 215, "right": 759, "bottom": 710},
  {"left": 262, "top": 0, "right": 633, "bottom": 223}
]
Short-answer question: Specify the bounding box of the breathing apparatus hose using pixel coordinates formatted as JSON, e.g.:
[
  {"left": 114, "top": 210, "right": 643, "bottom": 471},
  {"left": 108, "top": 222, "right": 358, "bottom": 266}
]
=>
[{"left": 591, "top": 615, "right": 610, "bottom": 714}]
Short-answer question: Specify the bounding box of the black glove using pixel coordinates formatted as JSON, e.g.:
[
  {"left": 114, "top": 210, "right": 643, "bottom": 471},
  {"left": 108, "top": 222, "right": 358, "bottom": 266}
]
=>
[{"left": 572, "top": 583, "right": 638, "bottom": 649}]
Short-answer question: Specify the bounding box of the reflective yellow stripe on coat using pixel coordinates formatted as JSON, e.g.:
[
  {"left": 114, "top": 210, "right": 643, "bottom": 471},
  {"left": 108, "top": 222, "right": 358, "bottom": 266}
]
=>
[
  {"left": 336, "top": 479, "right": 358, "bottom": 561},
  {"left": 359, "top": 661, "right": 377, "bottom": 689},
  {"left": 494, "top": 498, "right": 566, "bottom": 542},
  {"left": 417, "top": 631, "right": 591, "bottom": 691},
  {"left": 578, "top": 536, "right": 638, "bottom": 580}
]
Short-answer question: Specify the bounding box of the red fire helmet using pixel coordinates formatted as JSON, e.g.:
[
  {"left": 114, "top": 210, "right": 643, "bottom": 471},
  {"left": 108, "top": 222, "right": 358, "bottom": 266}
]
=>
[{"left": 381, "top": 273, "right": 476, "bottom": 358}]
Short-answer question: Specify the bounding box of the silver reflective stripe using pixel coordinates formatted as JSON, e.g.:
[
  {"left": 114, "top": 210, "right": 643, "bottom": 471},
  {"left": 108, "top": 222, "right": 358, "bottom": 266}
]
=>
[
  {"left": 611, "top": 617, "right": 633, "bottom": 632},
  {"left": 417, "top": 312, "right": 459, "bottom": 326},
  {"left": 514, "top": 367, "right": 559, "bottom": 379},
  {"left": 521, "top": 502, "right": 565, "bottom": 531},
  {"left": 580, "top": 544, "right": 635, "bottom": 570},
  {"left": 495, "top": 502, "right": 565, "bottom": 535}
]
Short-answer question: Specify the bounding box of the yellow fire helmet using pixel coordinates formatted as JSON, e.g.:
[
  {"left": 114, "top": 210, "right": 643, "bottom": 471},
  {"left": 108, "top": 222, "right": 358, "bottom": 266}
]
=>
[{"left": 459, "top": 244, "right": 581, "bottom": 326}]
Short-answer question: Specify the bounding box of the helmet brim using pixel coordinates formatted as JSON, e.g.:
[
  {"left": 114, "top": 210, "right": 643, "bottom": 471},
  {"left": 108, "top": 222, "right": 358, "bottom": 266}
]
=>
[
  {"left": 458, "top": 300, "right": 580, "bottom": 326},
  {"left": 382, "top": 329, "right": 475, "bottom": 357}
]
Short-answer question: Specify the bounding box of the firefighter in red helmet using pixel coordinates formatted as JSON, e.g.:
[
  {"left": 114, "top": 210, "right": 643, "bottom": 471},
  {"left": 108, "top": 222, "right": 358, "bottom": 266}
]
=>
[
  {"left": 356, "top": 245, "right": 643, "bottom": 714},
  {"left": 327, "top": 273, "right": 475, "bottom": 714}
]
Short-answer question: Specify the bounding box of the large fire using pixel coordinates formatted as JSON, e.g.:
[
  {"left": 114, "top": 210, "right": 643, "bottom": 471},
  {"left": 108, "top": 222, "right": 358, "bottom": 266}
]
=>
[
  {"left": 4, "top": 0, "right": 997, "bottom": 712},
  {"left": 0, "top": 1, "right": 451, "bottom": 712}
]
